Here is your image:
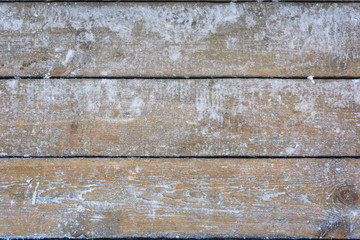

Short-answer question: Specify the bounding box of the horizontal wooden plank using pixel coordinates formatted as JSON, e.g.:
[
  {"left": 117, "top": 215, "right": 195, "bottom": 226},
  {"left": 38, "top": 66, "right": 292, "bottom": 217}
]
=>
[
  {"left": 1, "top": 3, "right": 360, "bottom": 77},
  {"left": 0, "top": 158, "right": 359, "bottom": 238},
  {"left": 0, "top": 78, "right": 359, "bottom": 156}
]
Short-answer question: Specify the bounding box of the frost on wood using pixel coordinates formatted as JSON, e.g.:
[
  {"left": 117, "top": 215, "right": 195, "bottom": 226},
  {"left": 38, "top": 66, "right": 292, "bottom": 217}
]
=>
[
  {"left": 0, "top": 158, "right": 359, "bottom": 238},
  {"left": 0, "top": 3, "right": 359, "bottom": 76},
  {"left": 0, "top": 78, "right": 359, "bottom": 156}
]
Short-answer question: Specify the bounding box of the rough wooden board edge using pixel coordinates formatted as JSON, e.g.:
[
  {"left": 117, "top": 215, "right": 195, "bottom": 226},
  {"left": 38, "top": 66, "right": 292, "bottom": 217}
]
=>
[
  {"left": 1, "top": 158, "right": 360, "bottom": 238},
  {"left": 1, "top": 2, "right": 360, "bottom": 77}
]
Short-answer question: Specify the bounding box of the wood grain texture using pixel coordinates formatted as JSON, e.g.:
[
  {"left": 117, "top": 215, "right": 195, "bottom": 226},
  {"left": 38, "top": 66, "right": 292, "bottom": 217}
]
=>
[
  {"left": 0, "top": 78, "right": 359, "bottom": 156},
  {"left": 1, "top": 158, "right": 359, "bottom": 238},
  {"left": 1, "top": 3, "right": 360, "bottom": 77}
]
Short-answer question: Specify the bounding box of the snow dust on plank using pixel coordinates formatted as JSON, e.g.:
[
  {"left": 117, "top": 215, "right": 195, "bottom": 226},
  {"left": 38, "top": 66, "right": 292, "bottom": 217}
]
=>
[
  {"left": 0, "top": 3, "right": 360, "bottom": 77},
  {"left": 0, "top": 78, "right": 359, "bottom": 156},
  {"left": 0, "top": 158, "right": 359, "bottom": 238}
]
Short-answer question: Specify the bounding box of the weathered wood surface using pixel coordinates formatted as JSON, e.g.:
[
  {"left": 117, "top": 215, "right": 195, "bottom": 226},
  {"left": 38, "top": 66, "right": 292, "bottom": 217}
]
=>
[
  {"left": 1, "top": 3, "right": 360, "bottom": 77},
  {"left": 0, "top": 158, "right": 359, "bottom": 238},
  {"left": 0, "top": 78, "right": 359, "bottom": 156}
]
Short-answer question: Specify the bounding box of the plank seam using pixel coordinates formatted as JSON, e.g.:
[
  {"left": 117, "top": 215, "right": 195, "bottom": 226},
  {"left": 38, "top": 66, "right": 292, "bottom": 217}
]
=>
[
  {"left": 0, "top": 238, "right": 349, "bottom": 240},
  {"left": 0, "top": 76, "right": 360, "bottom": 80},
  {"left": 1, "top": 0, "right": 359, "bottom": 2},
  {"left": 0, "top": 238, "right": 336, "bottom": 240},
  {"left": 1, "top": 155, "right": 360, "bottom": 159}
]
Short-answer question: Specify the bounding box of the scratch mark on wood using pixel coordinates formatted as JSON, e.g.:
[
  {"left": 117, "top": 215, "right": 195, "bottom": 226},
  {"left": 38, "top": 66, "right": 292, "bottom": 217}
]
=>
[{"left": 31, "top": 182, "right": 40, "bottom": 205}]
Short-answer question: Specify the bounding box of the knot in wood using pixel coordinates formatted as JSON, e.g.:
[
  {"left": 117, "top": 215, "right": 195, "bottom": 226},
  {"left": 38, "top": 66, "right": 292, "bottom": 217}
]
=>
[
  {"left": 70, "top": 121, "right": 79, "bottom": 134},
  {"left": 319, "top": 216, "right": 350, "bottom": 239},
  {"left": 335, "top": 185, "right": 359, "bottom": 205}
]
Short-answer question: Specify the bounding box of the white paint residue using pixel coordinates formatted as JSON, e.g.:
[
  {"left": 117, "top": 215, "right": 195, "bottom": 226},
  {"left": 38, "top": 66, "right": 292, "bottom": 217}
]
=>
[
  {"left": 78, "top": 188, "right": 95, "bottom": 202},
  {"left": 100, "top": 71, "right": 109, "bottom": 76},
  {"left": 96, "top": 117, "right": 134, "bottom": 123},
  {"left": 351, "top": 211, "right": 358, "bottom": 217},
  {"left": 0, "top": 17, "right": 23, "bottom": 31},
  {"left": 32, "top": 182, "right": 40, "bottom": 205},
  {"left": 130, "top": 97, "right": 144, "bottom": 116},
  {"left": 129, "top": 165, "right": 141, "bottom": 175},
  {"left": 307, "top": 76, "right": 315, "bottom": 84},
  {"left": 285, "top": 147, "right": 296, "bottom": 155},
  {"left": 90, "top": 214, "right": 106, "bottom": 221},
  {"left": 26, "top": 178, "right": 33, "bottom": 184},
  {"left": 352, "top": 79, "right": 360, "bottom": 105},
  {"left": 84, "top": 32, "right": 95, "bottom": 42},
  {"left": 7, "top": 80, "right": 18, "bottom": 91},
  {"left": 299, "top": 194, "right": 313, "bottom": 204},
  {"left": 63, "top": 49, "right": 75, "bottom": 65},
  {"left": 76, "top": 205, "right": 86, "bottom": 212},
  {"left": 168, "top": 47, "right": 182, "bottom": 61},
  {"left": 261, "top": 192, "right": 286, "bottom": 201}
]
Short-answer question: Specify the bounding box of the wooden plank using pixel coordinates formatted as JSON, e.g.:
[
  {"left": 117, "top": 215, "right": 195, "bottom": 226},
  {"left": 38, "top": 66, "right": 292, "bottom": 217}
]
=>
[
  {"left": 0, "top": 158, "right": 359, "bottom": 238},
  {"left": 0, "top": 78, "right": 359, "bottom": 156},
  {"left": 1, "top": 3, "right": 360, "bottom": 77}
]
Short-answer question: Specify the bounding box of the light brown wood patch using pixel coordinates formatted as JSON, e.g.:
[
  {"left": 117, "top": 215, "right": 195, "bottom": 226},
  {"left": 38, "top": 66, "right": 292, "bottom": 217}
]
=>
[
  {"left": 1, "top": 3, "right": 360, "bottom": 77},
  {"left": 0, "top": 158, "right": 359, "bottom": 238}
]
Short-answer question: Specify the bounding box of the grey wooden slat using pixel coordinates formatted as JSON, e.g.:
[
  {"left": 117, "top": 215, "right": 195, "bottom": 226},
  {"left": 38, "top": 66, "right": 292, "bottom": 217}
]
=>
[
  {"left": 0, "top": 78, "right": 359, "bottom": 156},
  {"left": 0, "top": 3, "right": 360, "bottom": 77}
]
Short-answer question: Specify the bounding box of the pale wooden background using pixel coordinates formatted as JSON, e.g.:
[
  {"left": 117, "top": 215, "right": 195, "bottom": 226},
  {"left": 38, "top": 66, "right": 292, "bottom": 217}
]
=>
[{"left": 0, "top": 0, "right": 359, "bottom": 238}]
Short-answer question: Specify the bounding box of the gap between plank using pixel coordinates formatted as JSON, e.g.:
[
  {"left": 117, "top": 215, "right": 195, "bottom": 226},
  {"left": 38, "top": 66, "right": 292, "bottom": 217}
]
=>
[
  {"left": 0, "top": 238, "right": 337, "bottom": 240},
  {"left": 0, "top": 76, "right": 359, "bottom": 80},
  {"left": 1, "top": 155, "right": 360, "bottom": 159},
  {"left": 1, "top": 0, "right": 359, "bottom": 2},
  {"left": 0, "top": 238, "right": 346, "bottom": 240}
]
